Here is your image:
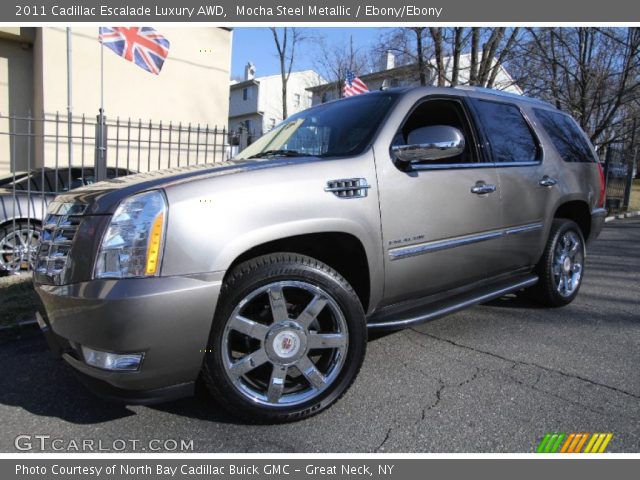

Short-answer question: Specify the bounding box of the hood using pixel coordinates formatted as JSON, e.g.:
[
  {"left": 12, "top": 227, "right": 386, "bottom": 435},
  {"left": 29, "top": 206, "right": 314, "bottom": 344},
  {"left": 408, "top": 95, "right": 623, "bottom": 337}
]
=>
[{"left": 53, "top": 156, "right": 322, "bottom": 215}]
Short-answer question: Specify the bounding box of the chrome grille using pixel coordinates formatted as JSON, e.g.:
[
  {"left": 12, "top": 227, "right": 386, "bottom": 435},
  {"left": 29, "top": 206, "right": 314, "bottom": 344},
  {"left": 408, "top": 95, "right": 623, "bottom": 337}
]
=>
[
  {"left": 35, "top": 201, "right": 86, "bottom": 282},
  {"left": 324, "top": 178, "right": 371, "bottom": 199}
]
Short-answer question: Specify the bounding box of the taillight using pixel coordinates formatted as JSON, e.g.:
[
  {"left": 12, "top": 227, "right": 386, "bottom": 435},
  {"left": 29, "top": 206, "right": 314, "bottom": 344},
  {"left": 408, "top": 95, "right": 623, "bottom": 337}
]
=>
[{"left": 596, "top": 162, "right": 606, "bottom": 208}]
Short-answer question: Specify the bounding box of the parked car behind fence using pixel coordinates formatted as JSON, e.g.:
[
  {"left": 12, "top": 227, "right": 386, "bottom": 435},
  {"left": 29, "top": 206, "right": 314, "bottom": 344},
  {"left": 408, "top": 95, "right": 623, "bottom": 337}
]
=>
[{"left": 0, "top": 111, "right": 241, "bottom": 273}]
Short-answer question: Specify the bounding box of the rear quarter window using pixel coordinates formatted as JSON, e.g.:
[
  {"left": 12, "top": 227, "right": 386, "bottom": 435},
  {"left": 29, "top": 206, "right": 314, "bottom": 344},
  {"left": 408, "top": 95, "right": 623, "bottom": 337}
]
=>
[{"left": 533, "top": 108, "right": 597, "bottom": 163}]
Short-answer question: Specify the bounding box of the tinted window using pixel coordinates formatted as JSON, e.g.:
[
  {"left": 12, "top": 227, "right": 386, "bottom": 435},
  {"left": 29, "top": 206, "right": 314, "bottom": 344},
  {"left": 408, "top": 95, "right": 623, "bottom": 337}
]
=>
[
  {"left": 534, "top": 108, "right": 596, "bottom": 163},
  {"left": 471, "top": 99, "right": 539, "bottom": 163}
]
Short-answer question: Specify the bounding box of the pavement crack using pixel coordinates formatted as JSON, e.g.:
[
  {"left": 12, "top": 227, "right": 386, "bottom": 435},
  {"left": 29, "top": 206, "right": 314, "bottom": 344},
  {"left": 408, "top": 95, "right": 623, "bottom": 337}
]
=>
[
  {"left": 416, "top": 369, "right": 481, "bottom": 425},
  {"left": 374, "top": 427, "right": 392, "bottom": 453},
  {"left": 409, "top": 328, "right": 640, "bottom": 400}
]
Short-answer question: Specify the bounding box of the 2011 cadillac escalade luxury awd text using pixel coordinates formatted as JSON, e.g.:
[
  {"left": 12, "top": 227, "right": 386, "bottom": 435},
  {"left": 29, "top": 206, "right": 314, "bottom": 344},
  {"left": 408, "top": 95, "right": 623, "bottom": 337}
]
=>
[{"left": 34, "top": 87, "right": 607, "bottom": 422}]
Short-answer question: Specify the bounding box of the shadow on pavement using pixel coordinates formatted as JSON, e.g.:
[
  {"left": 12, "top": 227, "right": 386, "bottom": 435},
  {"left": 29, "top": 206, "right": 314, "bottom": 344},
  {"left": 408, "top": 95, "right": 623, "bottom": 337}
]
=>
[{"left": 0, "top": 334, "right": 240, "bottom": 425}]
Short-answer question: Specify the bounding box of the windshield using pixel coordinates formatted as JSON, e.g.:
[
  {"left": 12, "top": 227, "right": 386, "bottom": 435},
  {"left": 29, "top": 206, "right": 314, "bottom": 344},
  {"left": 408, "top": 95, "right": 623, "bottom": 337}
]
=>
[{"left": 235, "top": 92, "right": 400, "bottom": 160}]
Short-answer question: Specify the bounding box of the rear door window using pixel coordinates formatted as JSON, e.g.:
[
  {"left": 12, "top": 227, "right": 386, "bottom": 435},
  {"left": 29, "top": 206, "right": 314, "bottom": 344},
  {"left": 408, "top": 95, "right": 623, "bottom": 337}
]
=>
[{"left": 470, "top": 99, "right": 540, "bottom": 164}]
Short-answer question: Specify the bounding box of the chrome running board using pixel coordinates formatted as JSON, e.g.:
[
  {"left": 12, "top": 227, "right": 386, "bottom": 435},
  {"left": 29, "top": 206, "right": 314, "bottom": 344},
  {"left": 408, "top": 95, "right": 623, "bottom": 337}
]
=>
[{"left": 367, "top": 274, "right": 538, "bottom": 330}]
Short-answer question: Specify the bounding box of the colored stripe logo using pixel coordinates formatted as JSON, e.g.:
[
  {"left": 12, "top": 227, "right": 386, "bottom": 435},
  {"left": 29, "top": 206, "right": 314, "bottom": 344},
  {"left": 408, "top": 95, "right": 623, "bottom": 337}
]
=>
[{"left": 536, "top": 433, "right": 613, "bottom": 453}]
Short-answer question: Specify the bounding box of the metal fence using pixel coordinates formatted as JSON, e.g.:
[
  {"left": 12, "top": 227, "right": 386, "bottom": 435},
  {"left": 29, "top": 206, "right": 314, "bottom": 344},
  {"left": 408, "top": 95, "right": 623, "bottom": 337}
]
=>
[
  {"left": 601, "top": 145, "right": 637, "bottom": 213},
  {"left": 0, "top": 111, "right": 247, "bottom": 274}
]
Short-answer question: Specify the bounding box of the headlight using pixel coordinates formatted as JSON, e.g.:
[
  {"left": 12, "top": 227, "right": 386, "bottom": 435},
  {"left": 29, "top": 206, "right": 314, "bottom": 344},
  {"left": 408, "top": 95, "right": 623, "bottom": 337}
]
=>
[{"left": 94, "top": 190, "right": 167, "bottom": 279}]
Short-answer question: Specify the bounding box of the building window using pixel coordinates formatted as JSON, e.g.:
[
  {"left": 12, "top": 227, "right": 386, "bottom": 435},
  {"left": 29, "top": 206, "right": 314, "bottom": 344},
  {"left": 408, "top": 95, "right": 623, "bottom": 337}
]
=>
[
  {"left": 293, "top": 93, "right": 301, "bottom": 108},
  {"left": 243, "top": 88, "right": 248, "bottom": 101},
  {"left": 321, "top": 92, "right": 329, "bottom": 104}
]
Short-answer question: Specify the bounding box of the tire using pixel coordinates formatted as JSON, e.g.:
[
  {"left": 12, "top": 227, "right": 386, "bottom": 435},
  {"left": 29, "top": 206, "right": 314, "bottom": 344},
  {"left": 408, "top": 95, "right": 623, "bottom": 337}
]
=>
[
  {"left": 0, "top": 221, "right": 40, "bottom": 274},
  {"left": 530, "top": 219, "right": 586, "bottom": 307},
  {"left": 202, "top": 253, "right": 367, "bottom": 423}
]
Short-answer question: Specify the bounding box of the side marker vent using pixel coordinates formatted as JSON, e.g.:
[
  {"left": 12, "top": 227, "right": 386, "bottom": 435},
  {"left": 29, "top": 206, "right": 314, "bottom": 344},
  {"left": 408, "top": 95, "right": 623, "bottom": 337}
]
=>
[{"left": 324, "top": 178, "right": 371, "bottom": 199}]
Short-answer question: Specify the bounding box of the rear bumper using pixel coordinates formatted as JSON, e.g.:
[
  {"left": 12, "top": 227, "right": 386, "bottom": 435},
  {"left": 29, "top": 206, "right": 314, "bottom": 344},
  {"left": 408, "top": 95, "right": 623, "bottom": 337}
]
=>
[
  {"left": 34, "top": 273, "right": 223, "bottom": 403},
  {"left": 588, "top": 207, "right": 607, "bottom": 244}
]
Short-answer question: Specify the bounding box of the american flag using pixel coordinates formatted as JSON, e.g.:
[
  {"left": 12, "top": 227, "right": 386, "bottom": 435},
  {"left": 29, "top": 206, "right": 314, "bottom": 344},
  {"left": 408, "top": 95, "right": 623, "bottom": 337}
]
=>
[
  {"left": 343, "top": 71, "right": 369, "bottom": 97},
  {"left": 99, "top": 27, "right": 170, "bottom": 75}
]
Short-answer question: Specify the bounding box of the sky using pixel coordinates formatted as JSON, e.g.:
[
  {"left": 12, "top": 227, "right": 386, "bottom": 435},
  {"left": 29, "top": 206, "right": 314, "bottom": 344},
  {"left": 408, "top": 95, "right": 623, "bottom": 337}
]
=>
[{"left": 231, "top": 27, "right": 387, "bottom": 79}]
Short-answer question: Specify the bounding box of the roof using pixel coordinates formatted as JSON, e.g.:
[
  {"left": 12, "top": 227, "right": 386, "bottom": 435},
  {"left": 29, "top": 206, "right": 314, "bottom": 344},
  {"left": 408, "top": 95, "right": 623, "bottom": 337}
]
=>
[
  {"left": 306, "top": 85, "right": 554, "bottom": 110},
  {"left": 230, "top": 79, "right": 259, "bottom": 89},
  {"left": 453, "top": 85, "right": 554, "bottom": 108},
  {"left": 231, "top": 70, "right": 322, "bottom": 90},
  {"left": 307, "top": 53, "right": 523, "bottom": 95}
]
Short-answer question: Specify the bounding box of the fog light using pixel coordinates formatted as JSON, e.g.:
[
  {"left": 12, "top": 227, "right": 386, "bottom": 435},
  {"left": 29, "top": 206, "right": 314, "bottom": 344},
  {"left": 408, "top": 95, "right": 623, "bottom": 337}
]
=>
[{"left": 81, "top": 346, "right": 144, "bottom": 371}]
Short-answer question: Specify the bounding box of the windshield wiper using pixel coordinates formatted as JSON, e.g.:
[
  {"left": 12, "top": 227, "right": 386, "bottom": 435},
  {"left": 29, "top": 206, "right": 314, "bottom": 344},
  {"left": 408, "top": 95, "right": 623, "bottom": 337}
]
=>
[{"left": 247, "top": 149, "right": 311, "bottom": 159}]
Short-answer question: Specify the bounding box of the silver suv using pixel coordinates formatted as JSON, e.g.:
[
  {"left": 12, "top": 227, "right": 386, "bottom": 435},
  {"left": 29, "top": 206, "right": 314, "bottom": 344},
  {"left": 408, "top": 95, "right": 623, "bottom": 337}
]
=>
[{"left": 34, "top": 87, "right": 607, "bottom": 422}]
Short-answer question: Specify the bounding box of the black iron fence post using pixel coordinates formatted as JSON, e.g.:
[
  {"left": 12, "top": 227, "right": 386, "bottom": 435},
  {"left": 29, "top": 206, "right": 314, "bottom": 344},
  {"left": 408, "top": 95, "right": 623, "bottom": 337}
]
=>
[
  {"left": 623, "top": 154, "right": 634, "bottom": 210},
  {"left": 95, "top": 108, "right": 107, "bottom": 181}
]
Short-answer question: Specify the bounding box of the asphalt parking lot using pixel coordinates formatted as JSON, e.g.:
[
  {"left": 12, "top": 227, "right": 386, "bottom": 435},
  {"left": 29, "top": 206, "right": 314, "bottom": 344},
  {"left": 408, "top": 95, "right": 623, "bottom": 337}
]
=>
[{"left": 1, "top": 218, "right": 638, "bottom": 453}]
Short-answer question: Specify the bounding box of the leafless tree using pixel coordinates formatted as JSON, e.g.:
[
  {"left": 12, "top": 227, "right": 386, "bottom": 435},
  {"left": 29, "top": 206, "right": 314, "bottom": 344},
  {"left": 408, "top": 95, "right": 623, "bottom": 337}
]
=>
[
  {"left": 509, "top": 27, "right": 640, "bottom": 147},
  {"left": 312, "top": 35, "right": 371, "bottom": 99},
  {"left": 376, "top": 28, "right": 433, "bottom": 85},
  {"left": 378, "top": 27, "right": 521, "bottom": 89},
  {"left": 270, "top": 27, "right": 305, "bottom": 119}
]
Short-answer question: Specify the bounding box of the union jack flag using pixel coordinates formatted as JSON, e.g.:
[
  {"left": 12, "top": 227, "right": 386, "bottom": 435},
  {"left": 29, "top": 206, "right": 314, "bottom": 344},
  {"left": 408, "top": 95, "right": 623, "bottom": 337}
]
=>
[
  {"left": 99, "top": 27, "right": 170, "bottom": 75},
  {"left": 343, "top": 71, "right": 369, "bottom": 97}
]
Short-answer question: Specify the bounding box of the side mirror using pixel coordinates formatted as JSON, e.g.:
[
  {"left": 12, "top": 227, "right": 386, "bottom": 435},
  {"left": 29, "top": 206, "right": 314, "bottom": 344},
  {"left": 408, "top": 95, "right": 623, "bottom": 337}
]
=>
[{"left": 391, "top": 125, "right": 465, "bottom": 164}]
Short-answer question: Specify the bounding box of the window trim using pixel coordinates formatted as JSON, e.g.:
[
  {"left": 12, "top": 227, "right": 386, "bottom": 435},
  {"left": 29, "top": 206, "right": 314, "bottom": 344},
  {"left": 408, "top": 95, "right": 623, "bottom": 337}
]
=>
[
  {"left": 389, "top": 94, "right": 488, "bottom": 172},
  {"left": 467, "top": 97, "right": 544, "bottom": 168}
]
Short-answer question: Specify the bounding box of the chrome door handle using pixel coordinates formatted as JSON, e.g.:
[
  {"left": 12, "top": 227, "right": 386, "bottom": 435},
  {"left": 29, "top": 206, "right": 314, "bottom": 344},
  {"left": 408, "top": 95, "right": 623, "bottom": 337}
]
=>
[
  {"left": 471, "top": 182, "right": 497, "bottom": 195},
  {"left": 539, "top": 176, "right": 558, "bottom": 187}
]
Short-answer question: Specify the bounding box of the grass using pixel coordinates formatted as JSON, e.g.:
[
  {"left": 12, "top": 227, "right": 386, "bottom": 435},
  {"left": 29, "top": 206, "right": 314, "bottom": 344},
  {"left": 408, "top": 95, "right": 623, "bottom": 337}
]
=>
[
  {"left": 0, "top": 273, "right": 39, "bottom": 328},
  {"left": 630, "top": 179, "right": 640, "bottom": 212}
]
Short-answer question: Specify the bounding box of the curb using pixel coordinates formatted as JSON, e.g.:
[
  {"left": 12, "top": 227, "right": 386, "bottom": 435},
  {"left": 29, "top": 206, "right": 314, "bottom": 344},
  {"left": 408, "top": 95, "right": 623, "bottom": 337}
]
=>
[
  {"left": 605, "top": 210, "right": 640, "bottom": 223},
  {"left": 0, "top": 318, "right": 39, "bottom": 341}
]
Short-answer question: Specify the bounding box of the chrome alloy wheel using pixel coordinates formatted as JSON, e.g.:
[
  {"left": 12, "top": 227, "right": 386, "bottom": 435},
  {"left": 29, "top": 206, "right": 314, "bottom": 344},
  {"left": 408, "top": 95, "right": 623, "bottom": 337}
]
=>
[
  {"left": 221, "top": 280, "right": 349, "bottom": 407},
  {"left": 0, "top": 226, "right": 40, "bottom": 272},
  {"left": 552, "top": 230, "right": 584, "bottom": 297}
]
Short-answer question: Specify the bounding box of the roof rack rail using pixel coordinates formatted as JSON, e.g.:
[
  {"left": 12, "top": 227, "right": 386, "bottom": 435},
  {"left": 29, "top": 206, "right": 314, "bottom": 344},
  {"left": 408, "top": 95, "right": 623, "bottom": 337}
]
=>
[{"left": 453, "top": 85, "right": 555, "bottom": 108}]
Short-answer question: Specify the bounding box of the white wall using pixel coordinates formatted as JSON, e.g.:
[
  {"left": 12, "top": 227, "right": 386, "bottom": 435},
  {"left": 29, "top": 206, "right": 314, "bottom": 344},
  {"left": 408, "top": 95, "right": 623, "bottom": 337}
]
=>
[
  {"left": 27, "top": 27, "right": 233, "bottom": 173},
  {"left": 229, "top": 70, "right": 323, "bottom": 136},
  {"left": 311, "top": 54, "right": 522, "bottom": 106},
  {"left": 229, "top": 82, "right": 259, "bottom": 118}
]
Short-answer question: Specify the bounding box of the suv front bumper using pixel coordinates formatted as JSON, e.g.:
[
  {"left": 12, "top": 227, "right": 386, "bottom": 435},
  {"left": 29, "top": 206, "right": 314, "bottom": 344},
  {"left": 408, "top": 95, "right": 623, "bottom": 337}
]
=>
[{"left": 34, "top": 273, "right": 223, "bottom": 404}]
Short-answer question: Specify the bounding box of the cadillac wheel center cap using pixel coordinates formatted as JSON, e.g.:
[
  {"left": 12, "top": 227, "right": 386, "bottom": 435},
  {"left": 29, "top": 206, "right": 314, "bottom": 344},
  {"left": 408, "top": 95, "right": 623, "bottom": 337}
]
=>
[
  {"left": 272, "top": 331, "right": 300, "bottom": 358},
  {"left": 563, "top": 256, "right": 572, "bottom": 272}
]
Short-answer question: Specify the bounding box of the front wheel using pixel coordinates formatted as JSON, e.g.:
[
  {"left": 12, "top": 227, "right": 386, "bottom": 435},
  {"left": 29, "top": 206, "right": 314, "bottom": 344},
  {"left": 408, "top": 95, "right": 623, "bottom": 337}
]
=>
[
  {"left": 0, "top": 221, "right": 40, "bottom": 274},
  {"left": 202, "top": 253, "right": 367, "bottom": 423},
  {"left": 530, "top": 219, "right": 586, "bottom": 307}
]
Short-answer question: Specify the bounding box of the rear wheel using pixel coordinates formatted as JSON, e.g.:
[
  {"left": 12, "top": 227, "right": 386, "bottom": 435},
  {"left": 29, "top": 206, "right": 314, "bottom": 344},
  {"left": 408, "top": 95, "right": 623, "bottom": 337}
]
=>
[
  {"left": 0, "top": 221, "right": 40, "bottom": 273},
  {"left": 202, "top": 253, "right": 367, "bottom": 423},
  {"left": 530, "top": 219, "right": 586, "bottom": 307}
]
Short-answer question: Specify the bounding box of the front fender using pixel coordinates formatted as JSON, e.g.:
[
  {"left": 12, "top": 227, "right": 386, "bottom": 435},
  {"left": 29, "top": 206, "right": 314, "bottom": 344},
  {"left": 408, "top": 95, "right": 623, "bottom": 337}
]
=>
[{"left": 159, "top": 155, "right": 384, "bottom": 311}]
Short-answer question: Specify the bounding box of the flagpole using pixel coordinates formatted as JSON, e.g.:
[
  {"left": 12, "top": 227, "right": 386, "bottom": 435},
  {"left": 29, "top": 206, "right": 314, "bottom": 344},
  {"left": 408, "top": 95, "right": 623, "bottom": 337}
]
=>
[
  {"left": 96, "top": 30, "right": 107, "bottom": 181},
  {"left": 100, "top": 32, "right": 104, "bottom": 113},
  {"left": 66, "top": 27, "right": 73, "bottom": 175}
]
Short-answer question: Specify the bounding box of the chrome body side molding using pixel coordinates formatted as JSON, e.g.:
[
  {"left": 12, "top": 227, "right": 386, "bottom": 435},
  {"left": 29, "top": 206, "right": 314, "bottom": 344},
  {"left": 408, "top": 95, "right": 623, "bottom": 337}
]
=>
[{"left": 389, "top": 222, "right": 543, "bottom": 261}]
